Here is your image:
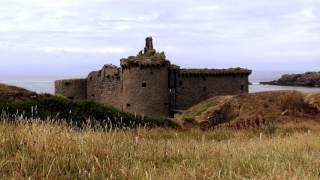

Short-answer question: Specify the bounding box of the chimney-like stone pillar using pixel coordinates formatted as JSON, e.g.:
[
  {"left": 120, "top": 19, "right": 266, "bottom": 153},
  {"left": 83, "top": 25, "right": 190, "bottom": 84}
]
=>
[{"left": 144, "top": 36, "right": 156, "bottom": 56}]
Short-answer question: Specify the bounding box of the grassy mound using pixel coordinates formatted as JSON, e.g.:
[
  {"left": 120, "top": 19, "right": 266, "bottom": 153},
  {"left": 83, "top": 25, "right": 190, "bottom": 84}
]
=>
[
  {"left": 178, "top": 91, "right": 320, "bottom": 129},
  {"left": 0, "top": 83, "right": 37, "bottom": 102},
  {"left": 0, "top": 83, "right": 178, "bottom": 128}
]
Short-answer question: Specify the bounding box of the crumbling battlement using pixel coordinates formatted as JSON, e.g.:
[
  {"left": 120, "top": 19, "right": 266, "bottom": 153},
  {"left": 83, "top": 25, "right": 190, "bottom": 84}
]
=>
[
  {"left": 88, "top": 64, "right": 121, "bottom": 81},
  {"left": 55, "top": 37, "right": 252, "bottom": 117},
  {"left": 121, "top": 37, "right": 170, "bottom": 69},
  {"left": 121, "top": 58, "right": 170, "bottom": 69}
]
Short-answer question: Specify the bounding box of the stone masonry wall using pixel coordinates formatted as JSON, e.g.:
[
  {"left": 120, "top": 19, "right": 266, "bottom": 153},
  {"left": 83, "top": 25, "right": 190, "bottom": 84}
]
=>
[
  {"left": 55, "top": 79, "right": 87, "bottom": 100},
  {"left": 175, "top": 74, "right": 249, "bottom": 110},
  {"left": 87, "top": 77, "right": 122, "bottom": 110},
  {"left": 86, "top": 66, "right": 122, "bottom": 109},
  {"left": 122, "top": 65, "right": 170, "bottom": 117}
]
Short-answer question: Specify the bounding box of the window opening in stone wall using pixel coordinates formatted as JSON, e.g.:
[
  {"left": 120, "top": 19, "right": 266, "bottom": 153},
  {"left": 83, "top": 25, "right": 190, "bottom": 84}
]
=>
[
  {"left": 179, "top": 81, "right": 183, "bottom": 86},
  {"left": 203, "top": 87, "right": 207, "bottom": 92},
  {"left": 64, "top": 82, "right": 71, "bottom": 86},
  {"left": 164, "top": 103, "right": 169, "bottom": 106},
  {"left": 68, "top": 96, "right": 74, "bottom": 100},
  {"left": 240, "top": 85, "right": 244, "bottom": 91},
  {"left": 202, "top": 76, "right": 206, "bottom": 81},
  {"left": 142, "top": 82, "right": 147, "bottom": 87},
  {"left": 126, "top": 104, "right": 131, "bottom": 107}
]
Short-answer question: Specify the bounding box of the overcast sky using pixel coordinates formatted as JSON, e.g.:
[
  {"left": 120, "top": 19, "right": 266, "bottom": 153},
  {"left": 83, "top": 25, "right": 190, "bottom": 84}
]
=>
[{"left": 1, "top": 0, "right": 320, "bottom": 77}]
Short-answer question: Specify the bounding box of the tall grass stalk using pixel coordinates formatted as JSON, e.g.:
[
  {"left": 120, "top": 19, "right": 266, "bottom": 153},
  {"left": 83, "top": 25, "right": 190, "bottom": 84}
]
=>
[{"left": 0, "top": 117, "right": 319, "bottom": 179}]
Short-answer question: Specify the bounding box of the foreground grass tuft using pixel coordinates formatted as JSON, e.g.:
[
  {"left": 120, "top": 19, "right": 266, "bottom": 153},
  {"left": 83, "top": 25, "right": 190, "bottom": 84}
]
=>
[{"left": 0, "top": 119, "right": 320, "bottom": 179}]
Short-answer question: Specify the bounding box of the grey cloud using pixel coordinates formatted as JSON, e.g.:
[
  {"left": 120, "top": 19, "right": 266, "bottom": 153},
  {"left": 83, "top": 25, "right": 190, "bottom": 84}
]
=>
[{"left": 0, "top": 0, "right": 320, "bottom": 76}]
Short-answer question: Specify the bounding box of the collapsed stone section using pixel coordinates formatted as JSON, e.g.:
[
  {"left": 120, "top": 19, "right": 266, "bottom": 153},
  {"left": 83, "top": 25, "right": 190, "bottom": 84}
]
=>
[
  {"left": 86, "top": 64, "right": 122, "bottom": 109},
  {"left": 55, "top": 37, "right": 252, "bottom": 117}
]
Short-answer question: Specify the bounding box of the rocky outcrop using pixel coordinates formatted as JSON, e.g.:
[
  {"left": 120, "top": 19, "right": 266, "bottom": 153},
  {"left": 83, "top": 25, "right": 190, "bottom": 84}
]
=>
[{"left": 260, "top": 72, "right": 320, "bottom": 87}]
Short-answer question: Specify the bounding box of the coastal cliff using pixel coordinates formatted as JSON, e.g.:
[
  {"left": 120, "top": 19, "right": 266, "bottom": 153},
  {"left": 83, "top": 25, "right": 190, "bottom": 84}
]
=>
[{"left": 260, "top": 72, "right": 320, "bottom": 87}]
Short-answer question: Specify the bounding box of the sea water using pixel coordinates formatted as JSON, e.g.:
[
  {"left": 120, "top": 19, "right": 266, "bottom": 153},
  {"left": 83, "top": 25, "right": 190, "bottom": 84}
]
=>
[
  {"left": 0, "top": 75, "right": 84, "bottom": 94},
  {"left": 249, "top": 70, "right": 320, "bottom": 93},
  {"left": 1, "top": 71, "right": 320, "bottom": 94}
]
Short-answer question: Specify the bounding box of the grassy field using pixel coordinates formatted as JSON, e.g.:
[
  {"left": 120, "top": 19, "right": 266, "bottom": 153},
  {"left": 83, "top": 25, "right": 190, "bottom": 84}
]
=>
[
  {"left": 1, "top": 118, "right": 320, "bottom": 179},
  {"left": 1, "top": 84, "right": 320, "bottom": 179}
]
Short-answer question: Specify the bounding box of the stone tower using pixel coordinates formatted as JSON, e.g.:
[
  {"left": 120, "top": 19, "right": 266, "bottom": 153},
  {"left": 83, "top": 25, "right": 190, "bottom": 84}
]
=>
[{"left": 121, "top": 37, "right": 171, "bottom": 117}]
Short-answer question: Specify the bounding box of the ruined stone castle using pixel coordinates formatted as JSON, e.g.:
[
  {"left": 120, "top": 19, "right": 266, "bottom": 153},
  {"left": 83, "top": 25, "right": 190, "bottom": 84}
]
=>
[{"left": 55, "top": 37, "right": 252, "bottom": 117}]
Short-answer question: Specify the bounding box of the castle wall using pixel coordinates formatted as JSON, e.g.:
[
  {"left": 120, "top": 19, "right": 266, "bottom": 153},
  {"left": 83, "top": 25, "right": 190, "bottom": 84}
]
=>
[
  {"left": 55, "top": 79, "right": 87, "bottom": 100},
  {"left": 122, "top": 65, "right": 170, "bottom": 117},
  {"left": 175, "top": 73, "right": 249, "bottom": 110},
  {"left": 54, "top": 38, "right": 252, "bottom": 118},
  {"left": 86, "top": 66, "right": 122, "bottom": 109}
]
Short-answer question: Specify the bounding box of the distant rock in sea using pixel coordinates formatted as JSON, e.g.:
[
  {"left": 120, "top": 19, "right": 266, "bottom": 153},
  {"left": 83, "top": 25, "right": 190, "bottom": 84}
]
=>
[{"left": 260, "top": 72, "right": 320, "bottom": 87}]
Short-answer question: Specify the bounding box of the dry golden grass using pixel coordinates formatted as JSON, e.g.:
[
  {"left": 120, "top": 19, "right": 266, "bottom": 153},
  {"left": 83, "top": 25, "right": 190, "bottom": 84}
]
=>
[
  {"left": 0, "top": 118, "right": 320, "bottom": 179},
  {"left": 304, "top": 92, "right": 320, "bottom": 111},
  {"left": 178, "top": 91, "right": 320, "bottom": 129}
]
